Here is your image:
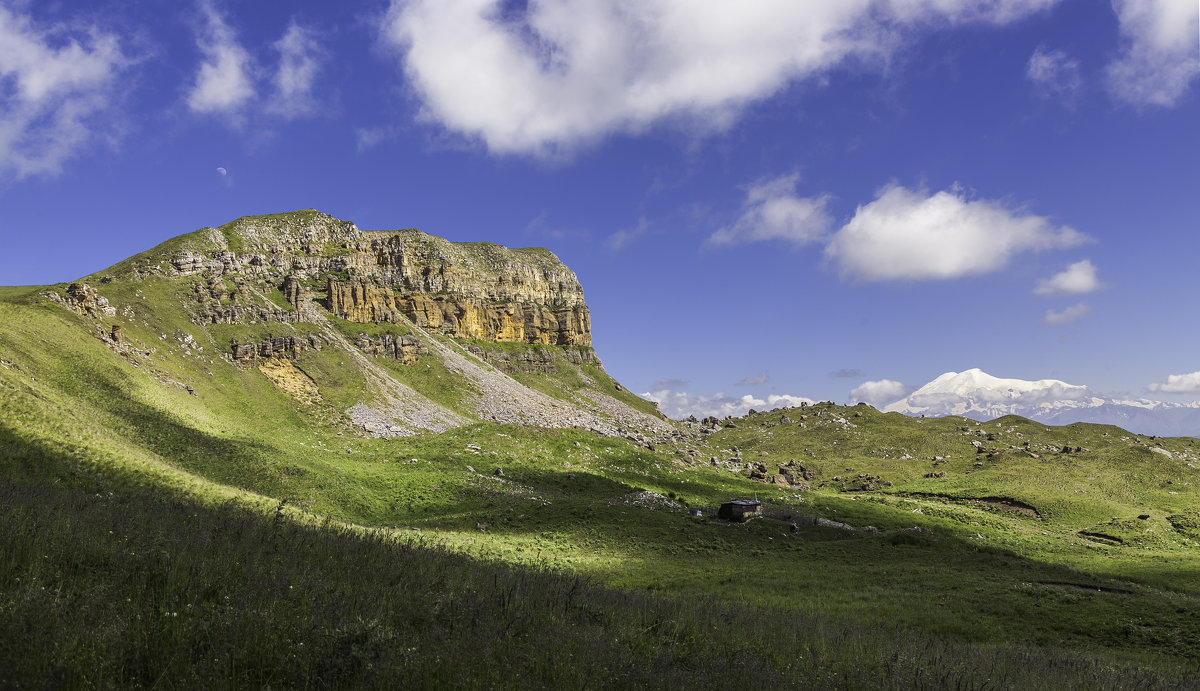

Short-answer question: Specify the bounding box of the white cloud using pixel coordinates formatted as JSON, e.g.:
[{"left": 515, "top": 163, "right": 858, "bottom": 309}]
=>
[
  {"left": 267, "top": 22, "right": 321, "bottom": 117},
  {"left": 187, "top": 1, "right": 255, "bottom": 116},
  {"left": 1043, "top": 302, "right": 1091, "bottom": 325},
  {"left": 767, "top": 394, "right": 815, "bottom": 408},
  {"left": 824, "top": 184, "right": 1087, "bottom": 282},
  {"left": 1035, "top": 259, "right": 1102, "bottom": 296},
  {"left": 850, "top": 379, "right": 910, "bottom": 407},
  {"left": 0, "top": 6, "right": 129, "bottom": 179},
  {"left": 1026, "top": 46, "right": 1082, "bottom": 99},
  {"left": 188, "top": 5, "right": 323, "bottom": 122},
  {"left": 642, "top": 383, "right": 813, "bottom": 419},
  {"left": 1148, "top": 371, "right": 1200, "bottom": 393},
  {"left": 707, "top": 174, "right": 832, "bottom": 247},
  {"left": 1107, "top": 0, "right": 1200, "bottom": 107},
  {"left": 381, "top": 0, "right": 1062, "bottom": 156}
]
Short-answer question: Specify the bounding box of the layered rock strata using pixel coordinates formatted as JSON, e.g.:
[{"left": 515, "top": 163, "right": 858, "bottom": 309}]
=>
[
  {"left": 169, "top": 212, "right": 591, "bottom": 347},
  {"left": 463, "top": 344, "right": 601, "bottom": 375},
  {"left": 231, "top": 334, "right": 324, "bottom": 361},
  {"left": 191, "top": 279, "right": 302, "bottom": 325},
  {"left": 353, "top": 333, "right": 429, "bottom": 365}
]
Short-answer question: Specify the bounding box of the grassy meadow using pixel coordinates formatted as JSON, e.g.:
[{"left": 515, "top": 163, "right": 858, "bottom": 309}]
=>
[{"left": 2, "top": 273, "right": 1200, "bottom": 687}]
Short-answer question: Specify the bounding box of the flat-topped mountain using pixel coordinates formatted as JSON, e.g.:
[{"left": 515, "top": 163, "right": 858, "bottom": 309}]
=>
[
  {"left": 134, "top": 210, "right": 592, "bottom": 346},
  {"left": 42, "top": 210, "right": 665, "bottom": 439}
]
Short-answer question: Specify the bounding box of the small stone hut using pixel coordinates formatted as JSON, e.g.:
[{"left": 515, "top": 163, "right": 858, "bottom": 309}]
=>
[{"left": 718, "top": 500, "right": 762, "bottom": 522}]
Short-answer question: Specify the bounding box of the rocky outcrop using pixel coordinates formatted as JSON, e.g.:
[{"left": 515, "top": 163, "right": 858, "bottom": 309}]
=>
[
  {"left": 282, "top": 275, "right": 303, "bottom": 309},
  {"left": 199, "top": 306, "right": 304, "bottom": 326},
  {"left": 353, "top": 333, "right": 428, "bottom": 365},
  {"left": 231, "top": 334, "right": 324, "bottom": 361},
  {"left": 169, "top": 212, "right": 592, "bottom": 346},
  {"left": 52, "top": 283, "right": 116, "bottom": 318},
  {"left": 191, "top": 278, "right": 302, "bottom": 325},
  {"left": 394, "top": 292, "right": 590, "bottom": 345},
  {"left": 325, "top": 279, "right": 403, "bottom": 323},
  {"left": 463, "top": 343, "right": 601, "bottom": 374}
]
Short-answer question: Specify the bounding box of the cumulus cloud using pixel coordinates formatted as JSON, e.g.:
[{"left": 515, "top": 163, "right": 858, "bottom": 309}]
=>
[
  {"left": 1026, "top": 46, "right": 1082, "bottom": 100},
  {"left": 767, "top": 394, "right": 816, "bottom": 408},
  {"left": 1043, "top": 302, "right": 1091, "bottom": 325},
  {"left": 850, "top": 379, "right": 910, "bottom": 407},
  {"left": 381, "top": 0, "right": 1061, "bottom": 155},
  {"left": 1107, "top": 0, "right": 1200, "bottom": 107},
  {"left": 187, "top": 1, "right": 255, "bottom": 115},
  {"left": 1035, "top": 259, "right": 1101, "bottom": 296},
  {"left": 642, "top": 382, "right": 813, "bottom": 419},
  {"left": 267, "top": 22, "right": 321, "bottom": 117},
  {"left": 708, "top": 174, "right": 832, "bottom": 247},
  {"left": 0, "top": 5, "right": 129, "bottom": 179},
  {"left": 1148, "top": 371, "right": 1200, "bottom": 393},
  {"left": 824, "top": 184, "right": 1087, "bottom": 282}
]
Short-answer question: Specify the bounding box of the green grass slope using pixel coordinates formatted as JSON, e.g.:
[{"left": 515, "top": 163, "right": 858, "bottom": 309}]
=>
[{"left": 2, "top": 269, "right": 1200, "bottom": 685}]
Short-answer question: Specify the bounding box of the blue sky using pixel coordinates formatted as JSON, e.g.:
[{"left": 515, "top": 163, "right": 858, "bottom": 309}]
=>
[{"left": 1, "top": 0, "right": 1198, "bottom": 417}]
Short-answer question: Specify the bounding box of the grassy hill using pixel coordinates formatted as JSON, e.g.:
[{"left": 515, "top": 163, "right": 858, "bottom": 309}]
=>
[{"left": 2, "top": 216, "right": 1199, "bottom": 687}]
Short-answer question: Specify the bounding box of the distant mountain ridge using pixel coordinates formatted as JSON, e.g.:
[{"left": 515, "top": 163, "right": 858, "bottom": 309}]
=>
[{"left": 885, "top": 368, "right": 1200, "bottom": 437}]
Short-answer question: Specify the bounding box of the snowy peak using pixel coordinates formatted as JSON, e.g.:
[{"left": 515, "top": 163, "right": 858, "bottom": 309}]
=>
[
  {"left": 884, "top": 369, "right": 1091, "bottom": 416},
  {"left": 915, "top": 368, "right": 1088, "bottom": 400},
  {"left": 885, "top": 369, "right": 1200, "bottom": 437}
]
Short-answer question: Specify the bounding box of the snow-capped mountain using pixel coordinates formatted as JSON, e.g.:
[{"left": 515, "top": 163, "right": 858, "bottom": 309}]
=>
[{"left": 884, "top": 368, "right": 1200, "bottom": 437}]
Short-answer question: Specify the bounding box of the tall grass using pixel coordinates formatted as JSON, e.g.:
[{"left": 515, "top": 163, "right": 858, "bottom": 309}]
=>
[{"left": 2, "top": 474, "right": 1195, "bottom": 689}]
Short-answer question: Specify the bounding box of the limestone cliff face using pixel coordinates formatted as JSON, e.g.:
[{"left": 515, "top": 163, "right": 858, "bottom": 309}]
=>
[
  {"left": 173, "top": 211, "right": 592, "bottom": 347},
  {"left": 325, "top": 282, "right": 590, "bottom": 346}
]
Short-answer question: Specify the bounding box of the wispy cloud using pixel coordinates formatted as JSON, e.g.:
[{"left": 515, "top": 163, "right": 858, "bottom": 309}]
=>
[
  {"left": 832, "top": 369, "right": 863, "bottom": 379},
  {"left": 1043, "top": 302, "right": 1091, "bottom": 325},
  {"left": 187, "top": 1, "right": 255, "bottom": 116},
  {"left": 267, "top": 22, "right": 321, "bottom": 118},
  {"left": 825, "top": 184, "right": 1087, "bottom": 282},
  {"left": 355, "top": 126, "right": 396, "bottom": 151},
  {"left": 606, "top": 217, "right": 650, "bottom": 252},
  {"left": 0, "top": 5, "right": 130, "bottom": 179},
  {"left": 707, "top": 174, "right": 832, "bottom": 248},
  {"left": 737, "top": 371, "right": 768, "bottom": 386},
  {"left": 1026, "top": 46, "right": 1082, "bottom": 101},
  {"left": 187, "top": 2, "right": 323, "bottom": 123}
]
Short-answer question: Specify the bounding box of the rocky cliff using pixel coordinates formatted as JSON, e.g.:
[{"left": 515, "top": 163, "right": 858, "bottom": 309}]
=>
[{"left": 169, "top": 211, "right": 591, "bottom": 347}]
